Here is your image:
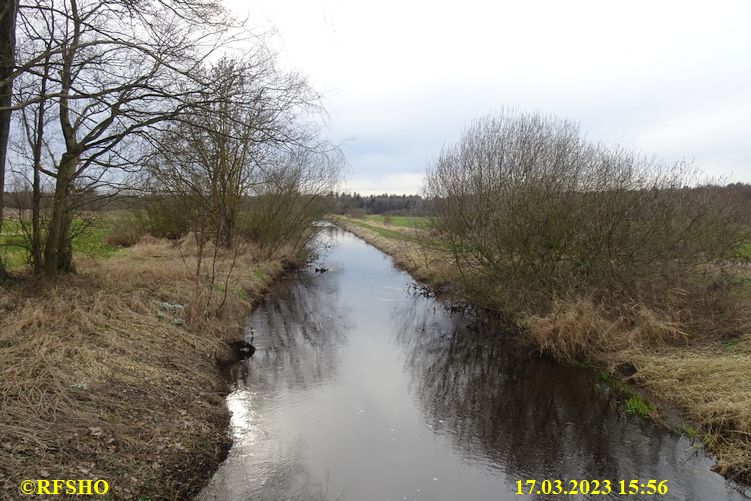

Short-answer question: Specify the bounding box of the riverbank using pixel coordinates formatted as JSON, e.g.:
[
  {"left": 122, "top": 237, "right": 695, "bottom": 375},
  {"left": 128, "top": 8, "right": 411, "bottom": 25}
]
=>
[
  {"left": 334, "top": 216, "right": 751, "bottom": 485},
  {"left": 0, "top": 236, "right": 295, "bottom": 499}
]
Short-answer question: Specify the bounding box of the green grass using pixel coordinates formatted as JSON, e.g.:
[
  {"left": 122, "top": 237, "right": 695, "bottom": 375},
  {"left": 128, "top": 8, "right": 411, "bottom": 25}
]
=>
[
  {"left": 596, "top": 369, "right": 654, "bottom": 418},
  {"left": 724, "top": 338, "right": 741, "bottom": 353},
  {"left": 345, "top": 218, "right": 422, "bottom": 243},
  {"left": 251, "top": 268, "right": 267, "bottom": 279},
  {"left": 0, "top": 215, "right": 119, "bottom": 270},
  {"left": 681, "top": 424, "right": 699, "bottom": 440},
  {"left": 341, "top": 216, "right": 451, "bottom": 253},
  {"left": 738, "top": 241, "right": 751, "bottom": 259},
  {"left": 624, "top": 396, "right": 652, "bottom": 417},
  {"left": 70, "top": 217, "right": 119, "bottom": 258},
  {"left": 596, "top": 370, "right": 633, "bottom": 399},
  {"left": 364, "top": 214, "right": 428, "bottom": 229},
  {"left": 236, "top": 287, "right": 250, "bottom": 301}
]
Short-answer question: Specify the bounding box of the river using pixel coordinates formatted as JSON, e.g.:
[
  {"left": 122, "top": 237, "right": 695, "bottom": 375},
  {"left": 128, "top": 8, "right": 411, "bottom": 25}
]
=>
[{"left": 198, "top": 225, "right": 748, "bottom": 501}]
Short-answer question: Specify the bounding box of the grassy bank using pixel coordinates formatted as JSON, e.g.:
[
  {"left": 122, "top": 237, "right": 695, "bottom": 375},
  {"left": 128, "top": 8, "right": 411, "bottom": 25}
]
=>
[
  {"left": 0, "top": 235, "right": 295, "bottom": 499},
  {"left": 334, "top": 216, "right": 751, "bottom": 485},
  {"left": 362, "top": 214, "right": 428, "bottom": 229}
]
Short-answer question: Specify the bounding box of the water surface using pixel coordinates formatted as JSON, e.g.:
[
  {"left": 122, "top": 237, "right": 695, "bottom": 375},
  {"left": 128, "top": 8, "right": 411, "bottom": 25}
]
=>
[{"left": 199, "top": 226, "right": 748, "bottom": 501}]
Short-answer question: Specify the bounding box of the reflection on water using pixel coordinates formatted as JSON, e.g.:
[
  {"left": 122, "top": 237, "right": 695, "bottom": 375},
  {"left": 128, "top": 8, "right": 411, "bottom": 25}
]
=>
[{"left": 199, "top": 227, "right": 749, "bottom": 501}]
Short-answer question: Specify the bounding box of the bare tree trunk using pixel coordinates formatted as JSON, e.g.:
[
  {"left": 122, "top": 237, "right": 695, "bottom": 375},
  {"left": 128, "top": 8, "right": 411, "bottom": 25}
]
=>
[
  {"left": 31, "top": 155, "right": 41, "bottom": 274},
  {"left": 216, "top": 199, "right": 236, "bottom": 248},
  {"left": 0, "top": 0, "right": 18, "bottom": 278},
  {"left": 30, "top": 54, "right": 50, "bottom": 275},
  {"left": 42, "top": 0, "right": 80, "bottom": 276},
  {"left": 44, "top": 153, "right": 77, "bottom": 275}
]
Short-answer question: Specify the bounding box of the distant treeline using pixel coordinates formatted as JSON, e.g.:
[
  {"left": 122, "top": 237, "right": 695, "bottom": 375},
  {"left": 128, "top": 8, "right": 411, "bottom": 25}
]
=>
[
  {"left": 4, "top": 182, "right": 750, "bottom": 218},
  {"left": 3, "top": 190, "right": 425, "bottom": 216},
  {"left": 327, "top": 192, "right": 425, "bottom": 215},
  {"left": 726, "top": 181, "right": 751, "bottom": 201}
]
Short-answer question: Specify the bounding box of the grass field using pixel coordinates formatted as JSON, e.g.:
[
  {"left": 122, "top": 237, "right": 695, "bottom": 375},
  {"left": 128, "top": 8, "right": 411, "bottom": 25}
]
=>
[
  {"left": 0, "top": 215, "right": 119, "bottom": 270},
  {"left": 364, "top": 214, "right": 428, "bottom": 228},
  {"left": 345, "top": 218, "right": 421, "bottom": 242}
]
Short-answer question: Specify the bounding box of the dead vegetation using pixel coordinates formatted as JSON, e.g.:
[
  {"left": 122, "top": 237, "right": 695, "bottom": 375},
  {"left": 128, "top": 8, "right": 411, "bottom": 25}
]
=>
[
  {"left": 622, "top": 338, "right": 751, "bottom": 480},
  {"left": 0, "top": 236, "right": 290, "bottom": 499},
  {"left": 522, "top": 290, "right": 751, "bottom": 483}
]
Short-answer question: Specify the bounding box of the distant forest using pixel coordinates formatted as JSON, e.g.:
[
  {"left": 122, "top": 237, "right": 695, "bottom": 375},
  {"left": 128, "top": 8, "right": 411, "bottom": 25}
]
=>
[
  {"left": 329, "top": 192, "right": 425, "bottom": 215},
  {"left": 4, "top": 182, "right": 750, "bottom": 218}
]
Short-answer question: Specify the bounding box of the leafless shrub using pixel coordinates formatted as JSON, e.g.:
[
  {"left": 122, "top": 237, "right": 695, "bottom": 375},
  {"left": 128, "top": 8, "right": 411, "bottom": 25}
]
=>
[
  {"left": 143, "top": 54, "right": 342, "bottom": 264},
  {"left": 105, "top": 216, "right": 145, "bottom": 248},
  {"left": 238, "top": 147, "right": 343, "bottom": 259},
  {"left": 424, "top": 110, "right": 749, "bottom": 316},
  {"left": 138, "top": 195, "right": 194, "bottom": 240}
]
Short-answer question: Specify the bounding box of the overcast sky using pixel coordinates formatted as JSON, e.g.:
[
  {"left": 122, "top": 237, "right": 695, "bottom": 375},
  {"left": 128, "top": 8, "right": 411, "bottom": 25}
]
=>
[{"left": 226, "top": 0, "right": 751, "bottom": 195}]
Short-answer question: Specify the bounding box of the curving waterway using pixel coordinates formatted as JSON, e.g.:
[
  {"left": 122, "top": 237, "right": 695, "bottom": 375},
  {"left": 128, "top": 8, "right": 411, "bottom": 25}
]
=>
[{"left": 199, "top": 225, "right": 749, "bottom": 501}]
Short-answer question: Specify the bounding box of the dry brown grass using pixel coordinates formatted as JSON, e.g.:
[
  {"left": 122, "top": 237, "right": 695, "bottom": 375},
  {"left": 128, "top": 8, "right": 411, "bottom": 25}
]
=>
[
  {"left": 520, "top": 295, "right": 750, "bottom": 484},
  {"left": 524, "top": 298, "right": 692, "bottom": 361},
  {"left": 526, "top": 291, "right": 750, "bottom": 483},
  {"left": 0, "top": 236, "right": 289, "bottom": 500},
  {"left": 336, "top": 217, "right": 751, "bottom": 485},
  {"left": 618, "top": 340, "right": 751, "bottom": 482},
  {"left": 523, "top": 297, "right": 613, "bottom": 362}
]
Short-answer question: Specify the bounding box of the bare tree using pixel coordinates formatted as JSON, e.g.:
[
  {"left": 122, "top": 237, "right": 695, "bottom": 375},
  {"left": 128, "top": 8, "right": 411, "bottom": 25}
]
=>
[
  {"left": 148, "top": 53, "right": 323, "bottom": 248},
  {"left": 242, "top": 145, "right": 343, "bottom": 259},
  {"left": 13, "top": 44, "right": 53, "bottom": 274},
  {"left": 10, "top": 0, "right": 238, "bottom": 275},
  {"left": 425, "top": 110, "right": 747, "bottom": 314},
  {"left": 0, "top": 0, "right": 18, "bottom": 277}
]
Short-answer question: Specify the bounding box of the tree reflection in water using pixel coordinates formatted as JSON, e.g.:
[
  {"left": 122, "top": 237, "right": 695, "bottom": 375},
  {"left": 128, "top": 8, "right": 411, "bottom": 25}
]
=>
[
  {"left": 236, "top": 266, "right": 350, "bottom": 392},
  {"left": 201, "top": 266, "right": 349, "bottom": 501},
  {"left": 392, "top": 296, "right": 741, "bottom": 499}
]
